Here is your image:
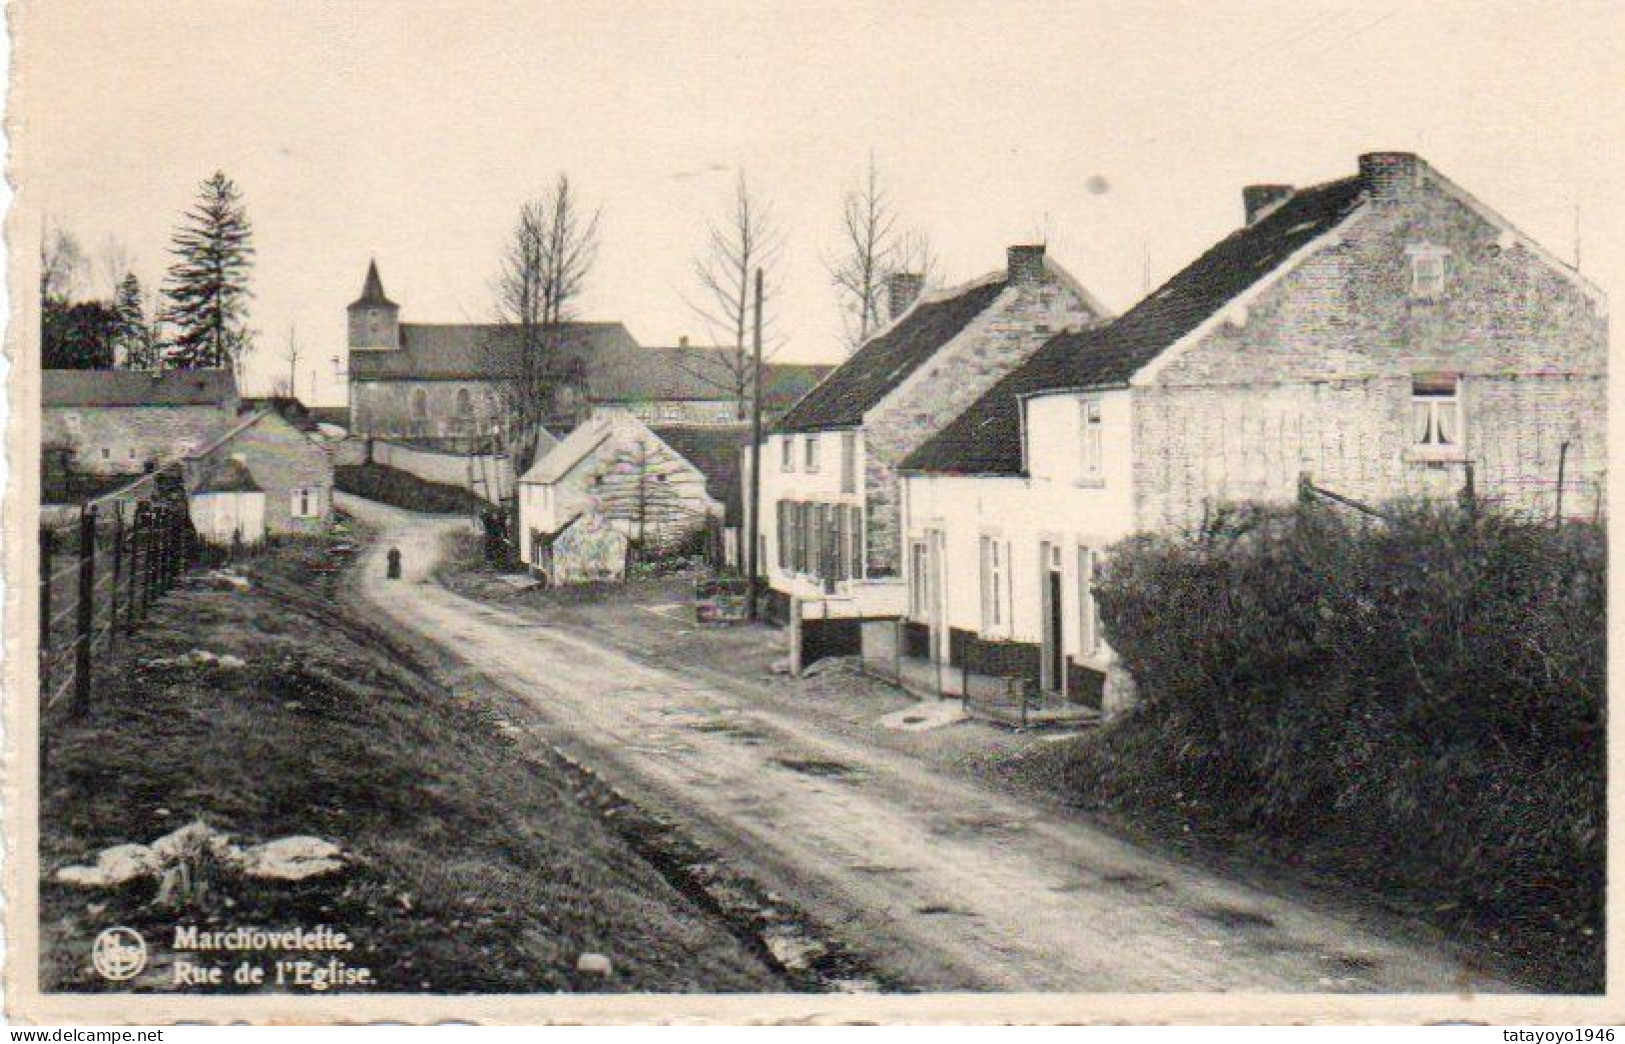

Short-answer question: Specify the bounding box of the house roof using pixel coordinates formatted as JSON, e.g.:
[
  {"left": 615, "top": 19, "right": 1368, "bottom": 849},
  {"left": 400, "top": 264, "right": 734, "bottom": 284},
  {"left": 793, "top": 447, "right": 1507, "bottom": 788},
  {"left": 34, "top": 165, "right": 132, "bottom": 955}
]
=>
[
  {"left": 349, "top": 260, "right": 397, "bottom": 310},
  {"left": 43, "top": 368, "right": 239, "bottom": 408},
  {"left": 902, "top": 175, "right": 1368, "bottom": 475},
  {"left": 774, "top": 278, "right": 1008, "bottom": 433},
  {"left": 651, "top": 424, "right": 753, "bottom": 509},
  {"left": 194, "top": 456, "right": 262, "bottom": 495},
  {"left": 517, "top": 417, "right": 615, "bottom": 485}
]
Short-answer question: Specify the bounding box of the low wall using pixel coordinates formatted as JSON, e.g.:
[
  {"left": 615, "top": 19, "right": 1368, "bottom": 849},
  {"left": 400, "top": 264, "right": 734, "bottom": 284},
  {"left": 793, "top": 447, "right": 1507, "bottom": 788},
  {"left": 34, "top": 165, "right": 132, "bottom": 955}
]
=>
[{"left": 369, "top": 439, "right": 513, "bottom": 504}]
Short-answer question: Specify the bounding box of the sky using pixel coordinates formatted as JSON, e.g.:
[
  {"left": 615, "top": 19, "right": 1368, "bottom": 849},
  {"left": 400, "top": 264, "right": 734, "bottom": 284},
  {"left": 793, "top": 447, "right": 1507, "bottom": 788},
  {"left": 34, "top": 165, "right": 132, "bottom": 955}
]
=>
[{"left": 15, "top": 0, "right": 1622, "bottom": 405}]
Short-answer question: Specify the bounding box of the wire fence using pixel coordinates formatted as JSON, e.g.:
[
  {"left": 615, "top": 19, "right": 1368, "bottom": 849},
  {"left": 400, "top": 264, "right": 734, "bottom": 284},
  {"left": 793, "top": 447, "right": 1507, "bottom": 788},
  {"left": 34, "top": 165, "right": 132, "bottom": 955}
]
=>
[{"left": 39, "top": 464, "right": 199, "bottom": 715}]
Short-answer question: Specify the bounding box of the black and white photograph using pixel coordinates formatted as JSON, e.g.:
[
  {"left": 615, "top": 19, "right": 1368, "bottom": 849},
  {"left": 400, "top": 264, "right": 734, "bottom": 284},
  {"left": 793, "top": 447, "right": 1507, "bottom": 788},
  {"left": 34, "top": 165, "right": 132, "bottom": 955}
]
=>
[{"left": 4, "top": 0, "right": 1618, "bottom": 1025}]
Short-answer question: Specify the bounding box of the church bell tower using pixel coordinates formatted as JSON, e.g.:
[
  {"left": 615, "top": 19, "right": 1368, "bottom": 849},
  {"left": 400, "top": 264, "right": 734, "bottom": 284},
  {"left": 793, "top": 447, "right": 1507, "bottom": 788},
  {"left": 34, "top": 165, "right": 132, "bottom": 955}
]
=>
[{"left": 347, "top": 259, "right": 400, "bottom": 350}]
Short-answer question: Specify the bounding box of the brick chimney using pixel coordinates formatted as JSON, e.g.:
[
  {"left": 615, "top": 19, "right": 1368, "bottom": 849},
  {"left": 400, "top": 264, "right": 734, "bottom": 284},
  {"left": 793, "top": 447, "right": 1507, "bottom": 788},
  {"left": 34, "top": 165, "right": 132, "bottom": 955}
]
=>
[
  {"left": 1242, "top": 184, "right": 1294, "bottom": 225},
  {"left": 1007, "top": 244, "right": 1047, "bottom": 286},
  {"left": 886, "top": 272, "right": 924, "bottom": 319},
  {"left": 1358, "top": 152, "right": 1423, "bottom": 202}
]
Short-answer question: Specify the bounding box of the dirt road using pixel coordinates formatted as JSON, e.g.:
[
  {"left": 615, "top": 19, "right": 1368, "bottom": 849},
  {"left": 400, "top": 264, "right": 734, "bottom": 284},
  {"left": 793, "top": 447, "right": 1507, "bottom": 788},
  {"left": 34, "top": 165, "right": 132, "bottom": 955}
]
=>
[{"left": 341, "top": 494, "right": 1513, "bottom": 993}]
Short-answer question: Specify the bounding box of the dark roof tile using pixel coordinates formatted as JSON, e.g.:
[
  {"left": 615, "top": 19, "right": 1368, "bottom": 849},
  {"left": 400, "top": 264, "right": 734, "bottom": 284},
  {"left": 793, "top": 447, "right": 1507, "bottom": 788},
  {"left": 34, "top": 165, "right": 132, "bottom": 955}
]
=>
[{"left": 775, "top": 279, "right": 1007, "bottom": 432}]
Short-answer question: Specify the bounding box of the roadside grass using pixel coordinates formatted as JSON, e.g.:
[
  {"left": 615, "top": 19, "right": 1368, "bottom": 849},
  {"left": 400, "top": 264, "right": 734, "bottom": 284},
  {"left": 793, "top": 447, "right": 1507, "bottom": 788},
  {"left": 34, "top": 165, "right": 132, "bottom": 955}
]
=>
[
  {"left": 334, "top": 462, "right": 486, "bottom": 516},
  {"left": 39, "top": 520, "right": 781, "bottom": 994}
]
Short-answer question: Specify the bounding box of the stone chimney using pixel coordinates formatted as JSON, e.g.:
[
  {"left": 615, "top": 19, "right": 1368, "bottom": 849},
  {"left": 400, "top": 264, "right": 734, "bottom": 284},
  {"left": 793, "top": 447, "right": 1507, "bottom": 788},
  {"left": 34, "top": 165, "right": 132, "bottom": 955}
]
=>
[
  {"left": 1007, "top": 244, "right": 1047, "bottom": 286},
  {"left": 1242, "top": 184, "right": 1294, "bottom": 225},
  {"left": 678, "top": 335, "right": 690, "bottom": 348},
  {"left": 886, "top": 272, "right": 924, "bottom": 319},
  {"left": 1358, "top": 152, "right": 1423, "bottom": 202}
]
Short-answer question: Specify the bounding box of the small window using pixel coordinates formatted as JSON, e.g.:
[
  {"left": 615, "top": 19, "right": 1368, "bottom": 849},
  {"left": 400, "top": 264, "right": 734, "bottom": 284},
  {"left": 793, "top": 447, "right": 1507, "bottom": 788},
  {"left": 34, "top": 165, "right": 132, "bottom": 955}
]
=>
[
  {"left": 781, "top": 438, "right": 795, "bottom": 473},
  {"left": 455, "top": 387, "right": 473, "bottom": 416},
  {"left": 64, "top": 412, "right": 82, "bottom": 435},
  {"left": 411, "top": 388, "right": 429, "bottom": 420},
  {"left": 804, "top": 435, "right": 821, "bottom": 473},
  {"left": 1411, "top": 374, "right": 1461, "bottom": 449},
  {"left": 1079, "top": 397, "right": 1104, "bottom": 480},
  {"left": 1407, "top": 244, "right": 1449, "bottom": 298},
  {"left": 100, "top": 447, "right": 110, "bottom": 460},
  {"left": 291, "top": 487, "right": 320, "bottom": 518}
]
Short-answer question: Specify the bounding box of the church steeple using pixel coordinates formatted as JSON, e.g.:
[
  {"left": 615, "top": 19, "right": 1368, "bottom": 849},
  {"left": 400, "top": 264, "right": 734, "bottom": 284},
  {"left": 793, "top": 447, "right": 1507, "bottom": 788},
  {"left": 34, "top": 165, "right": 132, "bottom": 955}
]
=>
[
  {"left": 350, "top": 259, "right": 396, "bottom": 309},
  {"left": 347, "top": 258, "right": 400, "bottom": 349}
]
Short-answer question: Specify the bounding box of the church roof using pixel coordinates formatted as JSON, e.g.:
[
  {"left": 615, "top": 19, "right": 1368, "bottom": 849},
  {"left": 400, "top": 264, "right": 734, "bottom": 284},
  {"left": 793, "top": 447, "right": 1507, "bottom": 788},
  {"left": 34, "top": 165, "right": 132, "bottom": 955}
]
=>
[
  {"left": 350, "top": 323, "right": 830, "bottom": 409},
  {"left": 349, "top": 260, "right": 397, "bottom": 310}
]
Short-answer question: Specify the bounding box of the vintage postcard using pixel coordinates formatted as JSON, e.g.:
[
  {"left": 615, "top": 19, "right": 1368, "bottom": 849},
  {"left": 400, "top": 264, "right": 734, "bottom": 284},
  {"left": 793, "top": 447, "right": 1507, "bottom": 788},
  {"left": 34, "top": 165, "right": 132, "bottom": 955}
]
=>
[{"left": 3, "top": 0, "right": 1620, "bottom": 1026}]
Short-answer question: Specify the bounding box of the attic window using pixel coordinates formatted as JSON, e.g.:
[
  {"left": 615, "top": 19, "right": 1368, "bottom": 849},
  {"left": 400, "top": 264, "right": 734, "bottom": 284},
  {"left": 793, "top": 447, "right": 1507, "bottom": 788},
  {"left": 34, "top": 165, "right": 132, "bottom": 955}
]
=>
[{"left": 1406, "top": 244, "right": 1450, "bottom": 299}]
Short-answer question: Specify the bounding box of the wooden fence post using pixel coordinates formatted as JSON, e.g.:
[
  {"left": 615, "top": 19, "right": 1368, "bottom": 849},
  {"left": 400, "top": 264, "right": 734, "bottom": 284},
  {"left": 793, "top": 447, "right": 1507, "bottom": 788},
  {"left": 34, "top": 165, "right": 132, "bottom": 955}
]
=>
[
  {"left": 109, "top": 504, "right": 125, "bottom": 640},
  {"left": 75, "top": 505, "right": 96, "bottom": 715},
  {"left": 39, "top": 527, "right": 54, "bottom": 698}
]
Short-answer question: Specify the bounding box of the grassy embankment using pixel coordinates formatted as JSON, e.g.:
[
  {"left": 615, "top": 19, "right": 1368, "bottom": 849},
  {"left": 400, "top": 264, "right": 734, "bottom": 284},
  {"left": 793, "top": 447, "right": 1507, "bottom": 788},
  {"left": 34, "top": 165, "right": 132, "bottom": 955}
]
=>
[
  {"left": 39, "top": 517, "right": 780, "bottom": 993},
  {"left": 334, "top": 462, "right": 486, "bottom": 516}
]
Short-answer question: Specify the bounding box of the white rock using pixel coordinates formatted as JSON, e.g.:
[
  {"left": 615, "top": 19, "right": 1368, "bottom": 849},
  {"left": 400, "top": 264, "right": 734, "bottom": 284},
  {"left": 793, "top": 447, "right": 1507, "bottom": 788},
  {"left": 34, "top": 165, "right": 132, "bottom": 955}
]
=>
[
  {"left": 95, "top": 843, "right": 159, "bottom": 886},
  {"left": 240, "top": 836, "right": 345, "bottom": 881},
  {"left": 150, "top": 820, "right": 237, "bottom": 865},
  {"left": 576, "top": 952, "right": 613, "bottom": 977},
  {"left": 55, "top": 864, "right": 110, "bottom": 887}
]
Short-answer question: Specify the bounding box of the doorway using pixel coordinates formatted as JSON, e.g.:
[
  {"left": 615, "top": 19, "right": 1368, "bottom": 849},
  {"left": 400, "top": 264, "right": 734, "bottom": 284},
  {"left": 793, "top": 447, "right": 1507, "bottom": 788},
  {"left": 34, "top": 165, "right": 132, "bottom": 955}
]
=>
[{"left": 1040, "top": 541, "right": 1064, "bottom": 694}]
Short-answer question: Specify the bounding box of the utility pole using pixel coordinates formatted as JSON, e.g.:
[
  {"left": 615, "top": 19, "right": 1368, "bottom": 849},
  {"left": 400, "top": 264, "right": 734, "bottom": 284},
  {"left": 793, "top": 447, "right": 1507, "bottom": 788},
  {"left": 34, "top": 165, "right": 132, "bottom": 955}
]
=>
[{"left": 746, "top": 267, "right": 765, "bottom": 621}]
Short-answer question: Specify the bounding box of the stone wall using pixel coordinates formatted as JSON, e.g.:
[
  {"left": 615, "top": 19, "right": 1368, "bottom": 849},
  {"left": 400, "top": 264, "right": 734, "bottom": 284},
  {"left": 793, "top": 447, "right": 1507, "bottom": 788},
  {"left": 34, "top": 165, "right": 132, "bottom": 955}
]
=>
[
  {"left": 1135, "top": 165, "right": 1607, "bottom": 532},
  {"left": 372, "top": 439, "right": 513, "bottom": 503},
  {"left": 350, "top": 380, "right": 505, "bottom": 440},
  {"left": 43, "top": 405, "right": 236, "bottom": 475}
]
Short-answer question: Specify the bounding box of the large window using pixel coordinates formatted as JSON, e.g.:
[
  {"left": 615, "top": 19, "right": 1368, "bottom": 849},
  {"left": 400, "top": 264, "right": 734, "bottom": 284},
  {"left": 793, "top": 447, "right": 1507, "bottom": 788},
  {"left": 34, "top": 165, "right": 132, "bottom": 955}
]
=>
[
  {"left": 848, "top": 506, "right": 863, "bottom": 581},
  {"left": 1079, "top": 397, "right": 1104, "bottom": 481},
  {"left": 840, "top": 432, "right": 857, "bottom": 494},
  {"left": 979, "top": 535, "right": 1008, "bottom": 633},
  {"left": 909, "top": 540, "right": 928, "bottom": 616},
  {"left": 776, "top": 501, "right": 790, "bottom": 569},
  {"left": 1077, "top": 546, "right": 1100, "bottom": 657},
  {"left": 1411, "top": 374, "right": 1461, "bottom": 450}
]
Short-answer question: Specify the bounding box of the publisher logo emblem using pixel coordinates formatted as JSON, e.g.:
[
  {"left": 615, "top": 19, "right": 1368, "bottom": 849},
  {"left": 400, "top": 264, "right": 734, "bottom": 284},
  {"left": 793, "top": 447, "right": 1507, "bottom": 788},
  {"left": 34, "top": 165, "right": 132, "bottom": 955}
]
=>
[{"left": 91, "top": 926, "right": 147, "bottom": 981}]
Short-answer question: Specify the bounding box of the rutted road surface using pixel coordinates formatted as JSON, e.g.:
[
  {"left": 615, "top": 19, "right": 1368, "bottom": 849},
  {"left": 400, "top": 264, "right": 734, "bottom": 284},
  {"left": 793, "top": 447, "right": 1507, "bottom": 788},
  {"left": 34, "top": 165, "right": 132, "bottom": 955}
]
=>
[{"left": 340, "top": 494, "right": 1513, "bottom": 994}]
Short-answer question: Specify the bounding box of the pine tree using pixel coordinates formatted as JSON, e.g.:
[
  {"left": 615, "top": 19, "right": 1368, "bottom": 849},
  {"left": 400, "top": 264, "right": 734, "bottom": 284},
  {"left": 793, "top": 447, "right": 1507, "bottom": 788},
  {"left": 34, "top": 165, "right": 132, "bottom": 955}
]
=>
[
  {"left": 111, "top": 273, "right": 159, "bottom": 370},
  {"left": 163, "top": 171, "right": 254, "bottom": 370}
]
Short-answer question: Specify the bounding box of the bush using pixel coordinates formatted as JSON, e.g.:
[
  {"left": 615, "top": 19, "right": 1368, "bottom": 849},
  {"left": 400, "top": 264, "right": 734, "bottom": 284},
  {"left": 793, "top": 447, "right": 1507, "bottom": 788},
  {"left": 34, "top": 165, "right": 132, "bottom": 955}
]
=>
[{"left": 1088, "top": 502, "right": 1604, "bottom": 988}]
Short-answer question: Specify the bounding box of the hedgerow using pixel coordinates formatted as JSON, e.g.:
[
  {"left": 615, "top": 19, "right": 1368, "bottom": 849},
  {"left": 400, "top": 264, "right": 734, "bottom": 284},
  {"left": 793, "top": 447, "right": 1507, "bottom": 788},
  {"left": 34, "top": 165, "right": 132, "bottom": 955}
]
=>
[{"left": 1084, "top": 501, "right": 1604, "bottom": 989}]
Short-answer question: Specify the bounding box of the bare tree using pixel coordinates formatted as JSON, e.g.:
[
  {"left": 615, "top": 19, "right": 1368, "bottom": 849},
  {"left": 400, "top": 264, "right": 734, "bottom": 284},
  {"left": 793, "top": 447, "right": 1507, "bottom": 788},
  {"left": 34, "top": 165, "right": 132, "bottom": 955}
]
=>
[
  {"left": 826, "top": 154, "right": 896, "bottom": 350},
  {"left": 680, "top": 171, "right": 783, "bottom": 420},
  {"left": 267, "top": 322, "right": 301, "bottom": 397},
  {"left": 97, "top": 235, "right": 134, "bottom": 300},
  {"left": 487, "top": 173, "right": 602, "bottom": 472},
  {"left": 826, "top": 157, "right": 944, "bottom": 352},
  {"left": 40, "top": 225, "right": 85, "bottom": 306},
  {"left": 589, "top": 436, "right": 709, "bottom": 553}
]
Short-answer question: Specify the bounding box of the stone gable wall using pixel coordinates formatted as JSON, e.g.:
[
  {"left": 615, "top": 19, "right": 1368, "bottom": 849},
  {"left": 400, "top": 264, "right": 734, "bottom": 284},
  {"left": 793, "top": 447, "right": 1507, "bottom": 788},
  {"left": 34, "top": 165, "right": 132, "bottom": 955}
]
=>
[{"left": 1135, "top": 173, "right": 1607, "bottom": 532}]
